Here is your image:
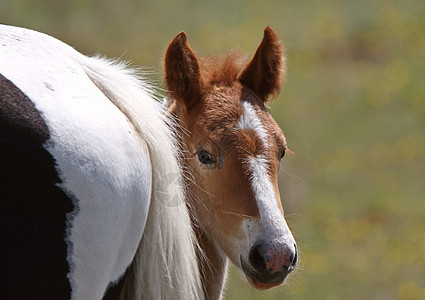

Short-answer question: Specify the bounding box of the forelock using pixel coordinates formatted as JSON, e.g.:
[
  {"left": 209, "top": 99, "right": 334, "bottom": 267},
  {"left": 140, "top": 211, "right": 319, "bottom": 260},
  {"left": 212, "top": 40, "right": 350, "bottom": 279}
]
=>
[{"left": 199, "top": 49, "right": 247, "bottom": 87}]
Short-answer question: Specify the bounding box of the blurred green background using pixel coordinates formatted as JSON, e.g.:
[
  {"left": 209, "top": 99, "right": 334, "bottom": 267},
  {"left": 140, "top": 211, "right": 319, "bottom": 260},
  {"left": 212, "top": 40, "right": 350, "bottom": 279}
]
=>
[{"left": 2, "top": 0, "right": 424, "bottom": 299}]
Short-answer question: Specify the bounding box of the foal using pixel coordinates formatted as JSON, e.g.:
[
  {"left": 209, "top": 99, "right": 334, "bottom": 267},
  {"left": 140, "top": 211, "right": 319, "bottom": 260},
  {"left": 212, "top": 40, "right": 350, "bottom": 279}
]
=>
[{"left": 165, "top": 27, "right": 297, "bottom": 299}]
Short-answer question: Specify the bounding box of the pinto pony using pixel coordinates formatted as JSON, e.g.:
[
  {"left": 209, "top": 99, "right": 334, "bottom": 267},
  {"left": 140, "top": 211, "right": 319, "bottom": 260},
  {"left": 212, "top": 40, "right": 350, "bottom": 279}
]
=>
[{"left": 0, "top": 25, "right": 296, "bottom": 300}]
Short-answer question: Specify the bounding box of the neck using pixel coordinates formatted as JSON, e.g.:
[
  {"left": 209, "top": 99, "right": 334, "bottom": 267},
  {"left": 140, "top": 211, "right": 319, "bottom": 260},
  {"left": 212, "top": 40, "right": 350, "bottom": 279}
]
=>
[{"left": 195, "top": 226, "right": 228, "bottom": 300}]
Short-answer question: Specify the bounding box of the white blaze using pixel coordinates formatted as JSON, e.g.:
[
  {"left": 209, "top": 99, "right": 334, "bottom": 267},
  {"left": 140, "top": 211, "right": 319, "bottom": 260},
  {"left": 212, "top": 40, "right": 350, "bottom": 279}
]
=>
[
  {"left": 238, "top": 101, "right": 294, "bottom": 246},
  {"left": 238, "top": 101, "right": 269, "bottom": 147}
]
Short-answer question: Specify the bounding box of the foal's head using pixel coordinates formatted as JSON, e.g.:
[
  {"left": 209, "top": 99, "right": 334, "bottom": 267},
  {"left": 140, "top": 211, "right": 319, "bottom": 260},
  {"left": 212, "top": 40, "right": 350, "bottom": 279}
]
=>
[{"left": 165, "top": 27, "right": 297, "bottom": 291}]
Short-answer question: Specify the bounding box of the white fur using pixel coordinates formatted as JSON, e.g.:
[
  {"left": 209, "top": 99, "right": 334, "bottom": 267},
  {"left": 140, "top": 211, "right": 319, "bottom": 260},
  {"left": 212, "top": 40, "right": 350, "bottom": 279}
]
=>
[
  {"left": 238, "top": 101, "right": 269, "bottom": 147},
  {"left": 0, "top": 25, "right": 202, "bottom": 299},
  {"left": 249, "top": 156, "right": 294, "bottom": 244}
]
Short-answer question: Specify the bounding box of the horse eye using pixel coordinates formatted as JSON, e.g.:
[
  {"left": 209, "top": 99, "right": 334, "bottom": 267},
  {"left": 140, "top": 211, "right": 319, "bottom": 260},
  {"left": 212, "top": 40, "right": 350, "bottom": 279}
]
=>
[
  {"left": 280, "top": 147, "right": 287, "bottom": 159},
  {"left": 198, "top": 150, "right": 215, "bottom": 165}
]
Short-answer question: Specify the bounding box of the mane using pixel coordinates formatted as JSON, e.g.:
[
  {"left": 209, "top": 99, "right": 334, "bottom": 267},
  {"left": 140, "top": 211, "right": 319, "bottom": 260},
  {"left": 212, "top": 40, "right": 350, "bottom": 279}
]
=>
[{"left": 199, "top": 49, "right": 247, "bottom": 87}]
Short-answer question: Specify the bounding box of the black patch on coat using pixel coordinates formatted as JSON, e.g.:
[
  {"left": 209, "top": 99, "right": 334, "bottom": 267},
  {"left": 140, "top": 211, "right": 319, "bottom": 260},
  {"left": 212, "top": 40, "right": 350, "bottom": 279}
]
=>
[{"left": 0, "top": 74, "right": 74, "bottom": 299}]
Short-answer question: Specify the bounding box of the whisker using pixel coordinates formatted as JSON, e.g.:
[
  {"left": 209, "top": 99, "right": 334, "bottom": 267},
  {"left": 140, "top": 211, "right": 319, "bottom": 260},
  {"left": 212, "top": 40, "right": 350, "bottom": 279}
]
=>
[
  {"left": 281, "top": 169, "right": 304, "bottom": 183},
  {"left": 218, "top": 210, "right": 255, "bottom": 219},
  {"left": 284, "top": 213, "right": 303, "bottom": 219}
]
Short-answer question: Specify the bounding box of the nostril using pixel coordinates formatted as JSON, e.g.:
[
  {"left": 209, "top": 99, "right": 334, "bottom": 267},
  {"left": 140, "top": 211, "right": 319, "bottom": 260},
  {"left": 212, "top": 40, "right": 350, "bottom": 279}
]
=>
[
  {"left": 286, "top": 253, "right": 294, "bottom": 268},
  {"left": 249, "top": 244, "right": 267, "bottom": 273},
  {"left": 291, "top": 244, "right": 298, "bottom": 268},
  {"left": 283, "top": 244, "right": 298, "bottom": 271}
]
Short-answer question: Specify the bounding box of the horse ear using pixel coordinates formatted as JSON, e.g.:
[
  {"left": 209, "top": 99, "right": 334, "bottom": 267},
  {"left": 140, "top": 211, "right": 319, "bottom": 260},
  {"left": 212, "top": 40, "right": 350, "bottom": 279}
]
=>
[
  {"left": 238, "top": 26, "right": 285, "bottom": 102},
  {"left": 165, "top": 32, "right": 202, "bottom": 110}
]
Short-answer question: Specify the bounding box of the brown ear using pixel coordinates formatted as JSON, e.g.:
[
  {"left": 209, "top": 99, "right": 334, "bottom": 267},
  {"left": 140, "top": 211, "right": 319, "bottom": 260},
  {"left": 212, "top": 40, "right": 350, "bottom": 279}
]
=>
[
  {"left": 238, "top": 26, "right": 285, "bottom": 102},
  {"left": 165, "top": 32, "right": 202, "bottom": 110}
]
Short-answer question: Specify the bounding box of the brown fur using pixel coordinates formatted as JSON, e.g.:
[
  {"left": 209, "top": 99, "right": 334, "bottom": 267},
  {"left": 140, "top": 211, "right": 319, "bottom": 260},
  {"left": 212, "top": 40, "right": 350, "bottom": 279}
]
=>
[
  {"left": 165, "top": 32, "right": 203, "bottom": 110},
  {"left": 239, "top": 26, "right": 286, "bottom": 101},
  {"left": 199, "top": 50, "right": 247, "bottom": 87}
]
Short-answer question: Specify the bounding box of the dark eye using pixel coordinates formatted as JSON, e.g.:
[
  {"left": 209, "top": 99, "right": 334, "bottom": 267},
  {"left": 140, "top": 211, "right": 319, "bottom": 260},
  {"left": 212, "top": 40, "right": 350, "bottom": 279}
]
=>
[
  {"left": 198, "top": 150, "right": 215, "bottom": 165},
  {"left": 280, "top": 147, "right": 287, "bottom": 159}
]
